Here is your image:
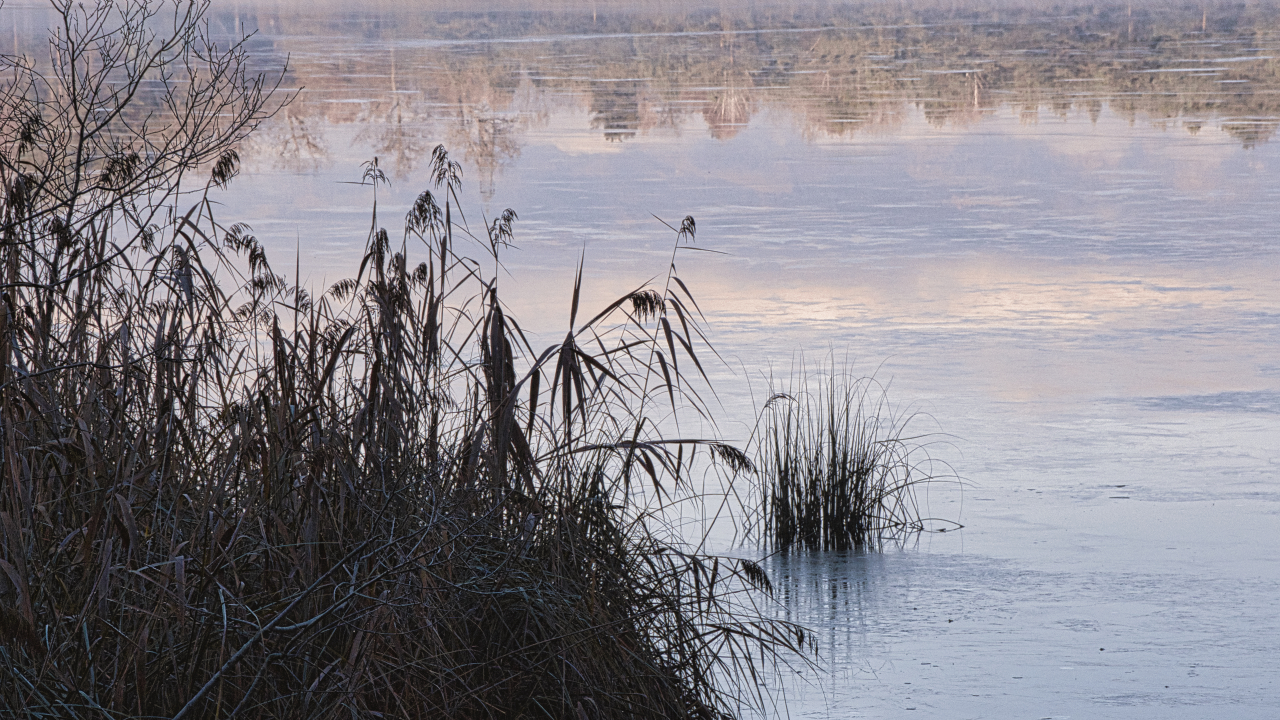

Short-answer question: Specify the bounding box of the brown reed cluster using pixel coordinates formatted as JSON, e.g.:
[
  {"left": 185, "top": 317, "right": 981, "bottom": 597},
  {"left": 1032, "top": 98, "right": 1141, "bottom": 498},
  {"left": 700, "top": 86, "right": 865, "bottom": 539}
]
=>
[{"left": 0, "top": 2, "right": 803, "bottom": 717}]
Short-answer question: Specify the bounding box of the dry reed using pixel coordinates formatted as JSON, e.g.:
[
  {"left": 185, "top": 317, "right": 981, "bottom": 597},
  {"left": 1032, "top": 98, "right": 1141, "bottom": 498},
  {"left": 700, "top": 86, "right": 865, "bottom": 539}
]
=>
[
  {"left": 750, "top": 360, "right": 955, "bottom": 552},
  {"left": 0, "top": 4, "right": 804, "bottom": 717}
]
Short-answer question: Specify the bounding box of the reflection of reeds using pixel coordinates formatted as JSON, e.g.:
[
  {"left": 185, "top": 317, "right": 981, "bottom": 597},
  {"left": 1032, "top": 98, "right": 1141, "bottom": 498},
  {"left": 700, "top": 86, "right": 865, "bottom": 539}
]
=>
[
  {"left": 752, "top": 362, "right": 950, "bottom": 552},
  {"left": 704, "top": 72, "right": 754, "bottom": 139}
]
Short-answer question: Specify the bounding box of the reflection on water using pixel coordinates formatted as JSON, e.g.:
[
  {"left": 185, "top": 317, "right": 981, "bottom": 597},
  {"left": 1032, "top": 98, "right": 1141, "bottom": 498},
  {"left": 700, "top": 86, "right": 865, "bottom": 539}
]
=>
[
  {"left": 10, "top": 1, "right": 1260, "bottom": 185},
  {"left": 193, "top": 0, "right": 1280, "bottom": 185},
  {"left": 10, "top": 1, "right": 1280, "bottom": 168}
]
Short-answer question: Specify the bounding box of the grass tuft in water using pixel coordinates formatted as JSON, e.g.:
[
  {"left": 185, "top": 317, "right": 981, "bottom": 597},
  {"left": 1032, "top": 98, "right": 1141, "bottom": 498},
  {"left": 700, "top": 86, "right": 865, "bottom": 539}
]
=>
[{"left": 751, "top": 360, "right": 953, "bottom": 552}]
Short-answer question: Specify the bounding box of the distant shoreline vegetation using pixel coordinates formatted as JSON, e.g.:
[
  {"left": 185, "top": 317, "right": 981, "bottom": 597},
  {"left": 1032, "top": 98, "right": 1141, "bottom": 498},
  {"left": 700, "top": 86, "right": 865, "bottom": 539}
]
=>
[
  {"left": 12, "top": 1, "right": 1275, "bottom": 188},
  {"left": 168, "top": 0, "right": 1280, "bottom": 177}
]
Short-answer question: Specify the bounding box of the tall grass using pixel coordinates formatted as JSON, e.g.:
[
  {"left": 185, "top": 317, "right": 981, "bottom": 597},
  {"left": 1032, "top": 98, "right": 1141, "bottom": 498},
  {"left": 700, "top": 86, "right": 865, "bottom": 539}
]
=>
[
  {"left": 751, "top": 361, "right": 954, "bottom": 552},
  {"left": 0, "top": 3, "right": 973, "bottom": 713},
  {"left": 0, "top": 115, "right": 805, "bottom": 717}
]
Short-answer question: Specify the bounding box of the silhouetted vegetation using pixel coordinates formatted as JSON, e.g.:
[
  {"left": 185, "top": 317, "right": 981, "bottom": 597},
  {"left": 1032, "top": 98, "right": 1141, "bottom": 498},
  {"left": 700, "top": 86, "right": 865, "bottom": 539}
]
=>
[
  {"left": 0, "top": 2, "right": 803, "bottom": 717},
  {"left": 749, "top": 362, "right": 955, "bottom": 552}
]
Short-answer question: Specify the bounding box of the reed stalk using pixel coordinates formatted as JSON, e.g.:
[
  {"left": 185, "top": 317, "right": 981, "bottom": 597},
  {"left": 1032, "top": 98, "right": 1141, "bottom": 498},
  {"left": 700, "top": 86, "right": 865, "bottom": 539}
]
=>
[{"left": 0, "top": 4, "right": 803, "bottom": 717}]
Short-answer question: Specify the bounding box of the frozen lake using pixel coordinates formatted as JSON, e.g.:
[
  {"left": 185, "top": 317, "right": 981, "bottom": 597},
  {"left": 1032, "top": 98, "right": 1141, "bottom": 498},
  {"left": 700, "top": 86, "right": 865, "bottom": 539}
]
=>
[
  {"left": 13, "top": 0, "right": 1278, "bottom": 715},
  {"left": 221, "top": 2, "right": 1280, "bottom": 717}
]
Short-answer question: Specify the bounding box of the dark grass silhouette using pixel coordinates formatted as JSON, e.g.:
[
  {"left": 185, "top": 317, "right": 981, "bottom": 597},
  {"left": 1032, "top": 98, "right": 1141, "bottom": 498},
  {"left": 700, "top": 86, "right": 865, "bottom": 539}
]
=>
[
  {"left": 751, "top": 360, "right": 956, "bottom": 552},
  {"left": 0, "top": 3, "right": 803, "bottom": 717}
]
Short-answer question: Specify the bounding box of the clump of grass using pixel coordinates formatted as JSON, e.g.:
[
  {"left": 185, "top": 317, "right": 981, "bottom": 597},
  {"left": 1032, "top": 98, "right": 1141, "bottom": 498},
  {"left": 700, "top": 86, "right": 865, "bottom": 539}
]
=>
[
  {"left": 0, "top": 142, "right": 802, "bottom": 718},
  {"left": 750, "top": 361, "right": 953, "bottom": 552},
  {"left": 0, "top": 5, "right": 805, "bottom": 715}
]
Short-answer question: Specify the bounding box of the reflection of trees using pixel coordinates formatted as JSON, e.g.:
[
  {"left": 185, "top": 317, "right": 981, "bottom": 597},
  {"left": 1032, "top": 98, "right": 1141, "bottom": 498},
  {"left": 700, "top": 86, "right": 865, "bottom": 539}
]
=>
[
  {"left": 589, "top": 80, "right": 642, "bottom": 141},
  {"left": 433, "top": 59, "right": 529, "bottom": 198},
  {"left": 204, "top": 0, "right": 1280, "bottom": 172},
  {"left": 360, "top": 93, "right": 436, "bottom": 177},
  {"left": 349, "top": 49, "right": 438, "bottom": 178},
  {"left": 1222, "top": 118, "right": 1280, "bottom": 148},
  {"left": 238, "top": 106, "right": 329, "bottom": 172},
  {"left": 452, "top": 107, "right": 521, "bottom": 199}
]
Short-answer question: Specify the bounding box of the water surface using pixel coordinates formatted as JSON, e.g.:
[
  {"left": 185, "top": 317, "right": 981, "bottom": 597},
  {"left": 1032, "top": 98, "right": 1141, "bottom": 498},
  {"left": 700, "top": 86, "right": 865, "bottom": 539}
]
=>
[
  {"left": 11, "top": 0, "right": 1277, "bottom": 715},
  {"left": 223, "top": 3, "right": 1280, "bottom": 717}
]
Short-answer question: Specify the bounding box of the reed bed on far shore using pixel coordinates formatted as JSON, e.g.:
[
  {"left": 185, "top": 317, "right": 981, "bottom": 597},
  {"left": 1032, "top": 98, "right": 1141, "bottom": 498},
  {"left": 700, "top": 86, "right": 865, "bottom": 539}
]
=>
[
  {"left": 0, "top": 4, "right": 804, "bottom": 716},
  {"left": 751, "top": 361, "right": 954, "bottom": 552}
]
